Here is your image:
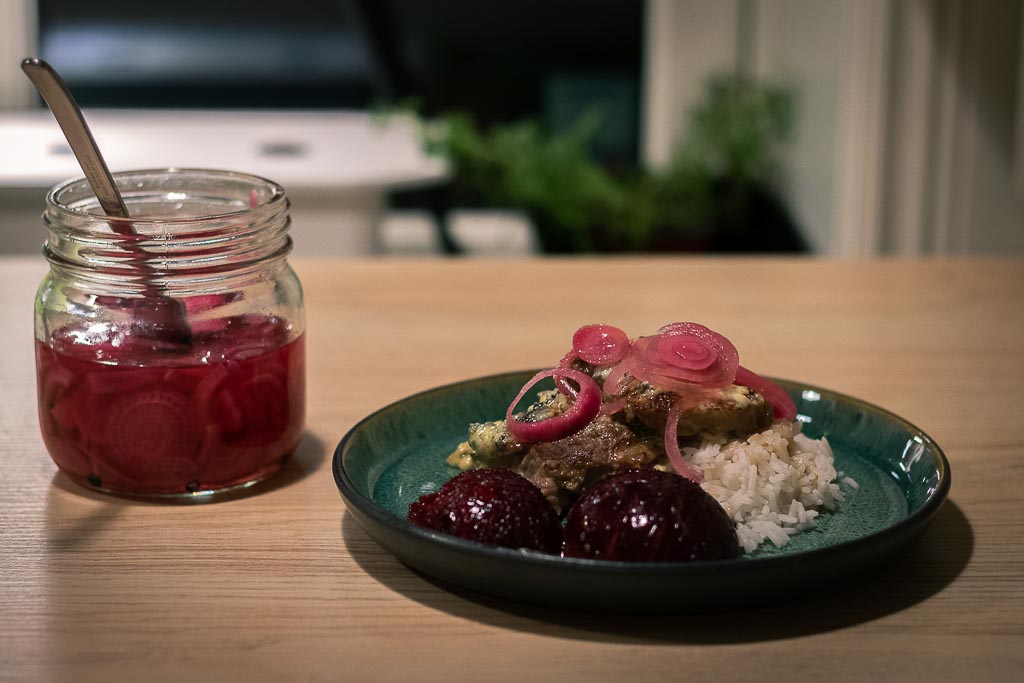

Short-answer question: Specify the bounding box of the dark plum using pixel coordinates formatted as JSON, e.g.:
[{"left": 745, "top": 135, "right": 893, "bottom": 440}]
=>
[
  {"left": 408, "top": 468, "right": 562, "bottom": 554},
  {"left": 563, "top": 468, "right": 740, "bottom": 562}
]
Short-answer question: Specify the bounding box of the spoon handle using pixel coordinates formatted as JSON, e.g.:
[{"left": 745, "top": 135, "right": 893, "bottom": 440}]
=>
[{"left": 21, "top": 57, "right": 131, "bottom": 221}]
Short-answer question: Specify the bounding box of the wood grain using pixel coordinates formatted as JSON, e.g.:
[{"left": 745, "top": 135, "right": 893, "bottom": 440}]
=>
[{"left": 2, "top": 256, "right": 1022, "bottom": 681}]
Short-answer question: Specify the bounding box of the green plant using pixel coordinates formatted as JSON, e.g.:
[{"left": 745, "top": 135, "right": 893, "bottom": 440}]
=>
[
  {"left": 420, "top": 109, "right": 644, "bottom": 251},
  {"left": 655, "top": 75, "right": 795, "bottom": 241},
  {"left": 671, "top": 74, "right": 794, "bottom": 183},
  {"left": 387, "top": 73, "right": 795, "bottom": 253}
]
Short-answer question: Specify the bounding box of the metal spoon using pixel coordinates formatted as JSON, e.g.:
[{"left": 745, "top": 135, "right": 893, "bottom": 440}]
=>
[
  {"left": 21, "top": 58, "right": 133, "bottom": 223},
  {"left": 21, "top": 57, "right": 192, "bottom": 343}
]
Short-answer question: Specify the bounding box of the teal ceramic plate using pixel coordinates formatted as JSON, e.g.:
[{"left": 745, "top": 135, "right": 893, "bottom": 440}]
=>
[{"left": 334, "top": 371, "right": 950, "bottom": 613}]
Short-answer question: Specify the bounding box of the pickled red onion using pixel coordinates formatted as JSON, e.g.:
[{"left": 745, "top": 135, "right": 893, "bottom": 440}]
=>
[
  {"left": 663, "top": 396, "right": 705, "bottom": 483},
  {"left": 506, "top": 369, "right": 602, "bottom": 443},
  {"left": 554, "top": 351, "right": 577, "bottom": 395},
  {"left": 556, "top": 325, "right": 631, "bottom": 396},
  {"left": 734, "top": 366, "right": 797, "bottom": 422},
  {"left": 571, "top": 324, "right": 630, "bottom": 366},
  {"left": 601, "top": 355, "right": 637, "bottom": 397},
  {"left": 598, "top": 396, "right": 627, "bottom": 417},
  {"left": 628, "top": 322, "right": 738, "bottom": 389}
]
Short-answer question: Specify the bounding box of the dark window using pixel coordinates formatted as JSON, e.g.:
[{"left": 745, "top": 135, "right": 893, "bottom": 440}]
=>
[{"left": 38, "top": 0, "right": 643, "bottom": 163}]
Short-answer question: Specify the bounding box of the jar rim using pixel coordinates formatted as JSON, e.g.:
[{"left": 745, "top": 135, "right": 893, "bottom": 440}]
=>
[
  {"left": 43, "top": 167, "right": 292, "bottom": 281},
  {"left": 46, "top": 167, "right": 287, "bottom": 226}
]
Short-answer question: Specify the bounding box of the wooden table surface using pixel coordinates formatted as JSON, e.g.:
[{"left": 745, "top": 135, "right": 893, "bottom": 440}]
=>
[{"left": 1, "top": 256, "right": 1022, "bottom": 681}]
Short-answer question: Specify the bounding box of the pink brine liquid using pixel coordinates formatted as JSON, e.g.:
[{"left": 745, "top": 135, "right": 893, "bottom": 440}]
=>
[{"left": 36, "top": 315, "right": 305, "bottom": 496}]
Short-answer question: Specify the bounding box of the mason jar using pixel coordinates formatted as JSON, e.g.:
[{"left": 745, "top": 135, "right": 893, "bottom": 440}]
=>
[{"left": 34, "top": 168, "right": 306, "bottom": 498}]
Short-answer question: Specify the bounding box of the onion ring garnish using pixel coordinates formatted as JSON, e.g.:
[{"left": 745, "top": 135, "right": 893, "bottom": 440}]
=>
[
  {"left": 556, "top": 325, "right": 631, "bottom": 395},
  {"left": 506, "top": 369, "right": 602, "bottom": 443},
  {"left": 629, "top": 322, "right": 739, "bottom": 389},
  {"left": 598, "top": 396, "right": 627, "bottom": 417},
  {"left": 734, "top": 366, "right": 797, "bottom": 422},
  {"left": 572, "top": 324, "right": 630, "bottom": 366},
  {"left": 554, "top": 351, "right": 578, "bottom": 395},
  {"left": 663, "top": 395, "right": 705, "bottom": 483},
  {"left": 601, "top": 355, "right": 637, "bottom": 397}
]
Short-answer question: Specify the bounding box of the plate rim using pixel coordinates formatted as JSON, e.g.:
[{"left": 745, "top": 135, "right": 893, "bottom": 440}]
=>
[{"left": 333, "top": 370, "right": 951, "bottom": 576}]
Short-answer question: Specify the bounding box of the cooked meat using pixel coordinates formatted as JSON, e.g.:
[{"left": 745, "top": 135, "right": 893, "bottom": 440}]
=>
[
  {"left": 514, "top": 417, "right": 661, "bottom": 511},
  {"left": 447, "top": 389, "right": 568, "bottom": 469},
  {"left": 624, "top": 382, "right": 772, "bottom": 438},
  {"left": 574, "top": 359, "right": 773, "bottom": 438},
  {"left": 447, "top": 419, "right": 524, "bottom": 468},
  {"left": 446, "top": 370, "right": 772, "bottom": 509}
]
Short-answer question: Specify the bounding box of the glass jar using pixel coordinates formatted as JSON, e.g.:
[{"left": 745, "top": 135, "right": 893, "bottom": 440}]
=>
[{"left": 35, "top": 169, "right": 305, "bottom": 498}]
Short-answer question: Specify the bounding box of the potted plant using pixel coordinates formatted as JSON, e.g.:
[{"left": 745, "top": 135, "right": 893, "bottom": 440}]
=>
[
  {"left": 656, "top": 74, "right": 805, "bottom": 252},
  {"left": 391, "top": 73, "right": 805, "bottom": 253}
]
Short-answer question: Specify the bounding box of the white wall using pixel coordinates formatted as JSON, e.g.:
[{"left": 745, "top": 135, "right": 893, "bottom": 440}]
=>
[
  {"left": 0, "top": 0, "right": 35, "bottom": 109},
  {"left": 643, "top": 0, "right": 740, "bottom": 169},
  {"left": 644, "top": 0, "right": 881, "bottom": 255},
  {"left": 643, "top": 0, "right": 1024, "bottom": 256},
  {"left": 942, "top": 0, "right": 1024, "bottom": 254},
  {"left": 882, "top": 0, "right": 1024, "bottom": 255},
  {"left": 752, "top": 0, "right": 844, "bottom": 254}
]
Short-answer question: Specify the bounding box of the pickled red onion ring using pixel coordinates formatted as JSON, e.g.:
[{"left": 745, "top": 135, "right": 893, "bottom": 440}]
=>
[
  {"left": 601, "top": 356, "right": 637, "bottom": 397},
  {"left": 734, "top": 366, "right": 796, "bottom": 422},
  {"left": 598, "top": 396, "right": 627, "bottom": 417},
  {"left": 556, "top": 325, "right": 631, "bottom": 395},
  {"left": 572, "top": 324, "right": 630, "bottom": 366},
  {"left": 663, "top": 395, "right": 705, "bottom": 483},
  {"left": 554, "top": 351, "right": 577, "bottom": 395},
  {"left": 506, "top": 369, "right": 601, "bottom": 443},
  {"left": 629, "top": 322, "right": 739, "bottom": 389},
  {"left": 658, "top": 321, "right": 716, "bottom": 336}
]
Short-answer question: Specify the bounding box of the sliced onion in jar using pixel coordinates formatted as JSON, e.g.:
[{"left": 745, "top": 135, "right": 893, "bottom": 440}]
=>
[
  {"left": 734, "top": 366, "right": 797, "bottom": 422},
  {"left": 506, "top": 369, "right": 601, "bottom": 443}
]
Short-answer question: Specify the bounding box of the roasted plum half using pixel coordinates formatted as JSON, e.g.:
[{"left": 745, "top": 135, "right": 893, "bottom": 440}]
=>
[
  {"left": 408, "top": 468, "right": 562, "bottom": 554},
  {"left": 563, "top": 468, "right": 741, "bottom": 562}
]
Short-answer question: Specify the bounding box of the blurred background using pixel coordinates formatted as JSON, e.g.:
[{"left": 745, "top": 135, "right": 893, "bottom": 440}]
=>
[{"left": 0, "top": 0, "right": 1021, "bottom": 257}]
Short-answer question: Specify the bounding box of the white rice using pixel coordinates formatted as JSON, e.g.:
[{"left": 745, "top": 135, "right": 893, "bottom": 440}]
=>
[{"left": 683, "top": 422, "right": 851, "bottom": 553}]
